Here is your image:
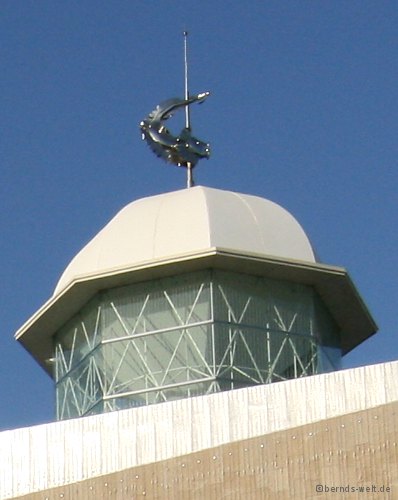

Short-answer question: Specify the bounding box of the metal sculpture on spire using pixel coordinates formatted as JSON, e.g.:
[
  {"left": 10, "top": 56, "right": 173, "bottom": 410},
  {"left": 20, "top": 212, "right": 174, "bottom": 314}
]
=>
[{"left": 140, "top": 32, "right": 210, "bottom": 187}]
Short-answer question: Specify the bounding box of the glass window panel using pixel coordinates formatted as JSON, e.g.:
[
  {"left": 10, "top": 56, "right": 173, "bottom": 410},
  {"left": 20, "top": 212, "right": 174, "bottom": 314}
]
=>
[
  {"left": 100, "top": 272, "right": 211, "bottom": 340},
  {"left": 54, "top": 269, "right": 342, "bottom": 420},
  {"left": 213, "top": 271, "right": 316, "bottom": 335},
  {"left": 313, "top": 294, "right": 341, "bottom": 347},
  {"left": 100, "top": 325, "right": 214, "bottom": 398},
  {"left": 318, "top": 345, "right": 341, "bottom": 372},
  {"left": 54, "top": 296, "right": 101, "bottom": 377}
]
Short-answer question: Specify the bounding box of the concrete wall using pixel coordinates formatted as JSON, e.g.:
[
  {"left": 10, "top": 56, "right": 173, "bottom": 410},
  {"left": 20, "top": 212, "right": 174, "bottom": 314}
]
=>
[
  {"left": 14, "top": 400, "right": 398, "bottom": 499},
  {"left": 1, "top": 361, "right": 398, "bottom": 499}
]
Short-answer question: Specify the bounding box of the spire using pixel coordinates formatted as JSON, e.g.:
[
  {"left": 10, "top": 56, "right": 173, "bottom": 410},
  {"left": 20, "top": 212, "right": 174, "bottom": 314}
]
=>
[
  {"left": 183, "top": 31, "right": 193, "bottom": 188},
  {"left": 139, "top": 32, "right": 211, "bottom": 188}
]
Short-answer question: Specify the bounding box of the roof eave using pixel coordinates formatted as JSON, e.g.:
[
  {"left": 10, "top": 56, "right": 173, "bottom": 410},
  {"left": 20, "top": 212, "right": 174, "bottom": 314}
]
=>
[{"left": 15, "top": 248, "right": 377, "bottom": 376}]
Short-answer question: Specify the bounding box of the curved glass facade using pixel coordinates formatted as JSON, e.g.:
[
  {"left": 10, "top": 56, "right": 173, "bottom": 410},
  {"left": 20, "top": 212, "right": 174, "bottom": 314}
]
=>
[{"left": 54, "top": 270, "right": 341, "bottom": 420}]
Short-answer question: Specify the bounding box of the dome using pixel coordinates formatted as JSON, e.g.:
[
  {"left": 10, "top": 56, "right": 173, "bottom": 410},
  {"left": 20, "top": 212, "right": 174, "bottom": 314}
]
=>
[{"left": 54, "top": 186, "right": 316, "bottom": 295}]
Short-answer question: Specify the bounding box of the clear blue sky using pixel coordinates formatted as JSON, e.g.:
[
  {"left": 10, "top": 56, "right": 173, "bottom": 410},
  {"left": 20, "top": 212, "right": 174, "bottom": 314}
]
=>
[{"left": 1, "top": 1, "right": 397, "bottom": 431}]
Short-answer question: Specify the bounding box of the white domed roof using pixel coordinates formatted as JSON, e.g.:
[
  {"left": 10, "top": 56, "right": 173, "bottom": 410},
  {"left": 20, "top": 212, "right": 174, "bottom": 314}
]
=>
[{"left": 54, "top": 186, "right": 316, "bottom": 295}]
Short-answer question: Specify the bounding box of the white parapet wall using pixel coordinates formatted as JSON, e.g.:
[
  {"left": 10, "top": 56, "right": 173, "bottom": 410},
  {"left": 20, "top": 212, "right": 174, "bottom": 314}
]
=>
[{"left": 1, "top": 360, "right": 398, "bottom": 499}]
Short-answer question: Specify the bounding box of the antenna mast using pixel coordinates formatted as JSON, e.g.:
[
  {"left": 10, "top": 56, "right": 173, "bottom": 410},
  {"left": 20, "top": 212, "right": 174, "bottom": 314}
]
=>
[{"left": 183, "top": 31, "right": 194, "bottom": 188}]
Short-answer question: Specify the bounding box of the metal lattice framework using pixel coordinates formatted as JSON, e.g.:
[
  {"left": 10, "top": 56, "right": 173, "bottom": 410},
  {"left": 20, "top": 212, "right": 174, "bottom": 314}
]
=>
[{"left": 55, "top": 271, "right": 340, "bottom": 420}]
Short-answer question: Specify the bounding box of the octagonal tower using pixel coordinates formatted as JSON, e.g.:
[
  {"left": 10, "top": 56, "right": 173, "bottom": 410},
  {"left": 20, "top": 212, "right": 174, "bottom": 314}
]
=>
[{"left": 15, "top": 186, "right": 376, "bottom": 420}]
